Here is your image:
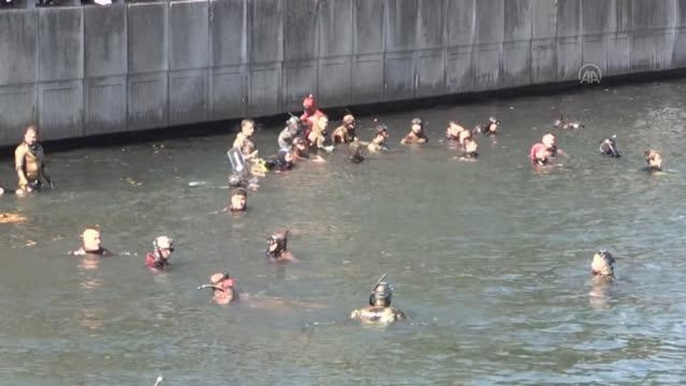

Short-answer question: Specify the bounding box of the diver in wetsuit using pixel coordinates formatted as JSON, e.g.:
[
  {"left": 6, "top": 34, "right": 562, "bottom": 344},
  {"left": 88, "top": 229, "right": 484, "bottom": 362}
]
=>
[
  {"left": 599, "top": 135, "right": 620, "bottom": 157},
  {"left": 350, "top": 280, "right": 407, "bottom": 325},
  {"left": 266, "top": 230, "right": 296, "bottom": 263}
]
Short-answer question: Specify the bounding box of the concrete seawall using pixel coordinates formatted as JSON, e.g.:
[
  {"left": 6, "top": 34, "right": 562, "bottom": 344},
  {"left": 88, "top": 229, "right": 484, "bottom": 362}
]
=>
[{"left": 1, "top": 0, "right": 686, "bottom": 146}]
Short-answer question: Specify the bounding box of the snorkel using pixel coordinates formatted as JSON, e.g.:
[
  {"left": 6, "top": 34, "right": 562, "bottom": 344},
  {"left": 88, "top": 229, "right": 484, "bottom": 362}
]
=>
[{"left": 368, "top": 274, "right": 393, "bottom": 307}]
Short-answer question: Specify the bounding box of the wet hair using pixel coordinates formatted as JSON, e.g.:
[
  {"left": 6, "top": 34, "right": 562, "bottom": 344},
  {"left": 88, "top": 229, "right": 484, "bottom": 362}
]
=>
[
  {"left": 231, "top": 187, "right": 248, "bottom": 198},
  {"left": 644, "top": 149, "right": 660, "bottom": 164},
  {"left": 241, "top": 119, "right": 255, "bottom": 130},
  {"left": 266, "top": 230, "right": 289, "bottom": 258},
  {"left": 24, "top": 125, "right": 38, "bottom": 135}
]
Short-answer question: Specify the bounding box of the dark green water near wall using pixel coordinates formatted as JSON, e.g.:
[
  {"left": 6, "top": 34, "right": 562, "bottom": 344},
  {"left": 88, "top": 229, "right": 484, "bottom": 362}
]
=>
[{"left": 1, "top": 79, "right": 686, "bottom": 385}]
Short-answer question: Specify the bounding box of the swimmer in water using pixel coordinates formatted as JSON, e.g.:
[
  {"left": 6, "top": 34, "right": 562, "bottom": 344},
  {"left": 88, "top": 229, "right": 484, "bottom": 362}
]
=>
[
  {"left": 458, "top": 125, "right": 473, "bottom": 147},
  {"left": 643, "top": 149, "right": 663, "bottom": 172},
  {"left": 232, "top": 119, "right": 258, "bottom": 160},
  {"left": 222, "top": 188, "right": 248, "bottom": 213},
  {"left": 278, "top": 116, "right": 303, "bottom": 149},
  {"left": 368, "top": 125, "right": 390, "bottom": 153},
  {"left": 145, "top": 236, "right": 174, "bottom": 272},
  {"left": 70, "top": 228, "right": 113, "bottom": 256},
  {"left": 300, "top": 94, "right": 325, "bottom": 137},
  {"left": 266, "top": 230, "right": 296, "bottom": 263},
  {"left": 350, "top": 278, "right": 407, "bottom": 325},
  {"left": 461, "top": 137, "right": 478, "bottom": 160},
  {"left": 530, "top": 133, "right": 564, "bottom": 165},
  {"left": 599, "top": 135, "right": 621, "bottom": 157},
  {"left": 265, "top": 148, "right": 295, "bottom": 172},
  {"left": 591, "top": 250, "right": 616, "bottom": 278},
  {"left": 332, "top": 114, "right": 357, "bottom": 144},
  {"left": 348, "top": 138, "right": 365, "bottom": 163},
  {"left": 15, "top": 125, "right": 54, "bottom": 196},
  {"left": 553, "top": 115, "right": 584, "bottom": 130},
  {"left": 198, "top": 272, "right": 237, "bottom": 305},
  {"left": 445, "top": 120, "right": 465, "bottom": 142},
  {"left": 401, "top": 117, "right": 428, "bottom": 145},
  {"left": 474, "top": 116, "right": 500, "bottom": 136},
  {"left": 307, "top": 115, "right": 334, "bottom": 151}
]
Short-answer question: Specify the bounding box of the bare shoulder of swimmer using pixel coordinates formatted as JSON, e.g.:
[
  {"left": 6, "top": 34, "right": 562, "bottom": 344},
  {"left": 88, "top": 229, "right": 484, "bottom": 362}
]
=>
[{"left": 350, "top": 309, "right": 362, "bottom": 319}]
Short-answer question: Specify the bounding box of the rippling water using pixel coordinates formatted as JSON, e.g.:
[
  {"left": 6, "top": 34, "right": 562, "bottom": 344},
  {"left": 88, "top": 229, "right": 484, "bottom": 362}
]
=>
[{"left": 2, "top": 80, "right": 686, "bottom": 385}]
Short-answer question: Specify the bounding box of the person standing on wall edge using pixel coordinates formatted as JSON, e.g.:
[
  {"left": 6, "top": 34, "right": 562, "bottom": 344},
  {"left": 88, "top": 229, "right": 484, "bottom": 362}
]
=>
[{"left": 15, "top": 125, "right": 54, "bottom": 196}]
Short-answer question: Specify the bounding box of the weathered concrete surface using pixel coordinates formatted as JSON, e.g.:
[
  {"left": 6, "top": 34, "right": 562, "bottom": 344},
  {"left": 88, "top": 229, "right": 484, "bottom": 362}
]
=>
[{"left": 1, "top": 0, "right": 686, "bottom": 145}]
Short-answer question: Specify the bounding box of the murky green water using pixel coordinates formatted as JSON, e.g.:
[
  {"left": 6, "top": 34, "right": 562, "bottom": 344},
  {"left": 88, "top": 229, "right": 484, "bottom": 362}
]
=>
[{"left": 2, "top": 80, "right": 686, "bottom": 385}]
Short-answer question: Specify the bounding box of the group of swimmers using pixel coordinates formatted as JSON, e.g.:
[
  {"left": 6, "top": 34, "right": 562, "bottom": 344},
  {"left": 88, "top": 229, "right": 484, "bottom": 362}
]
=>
[{"left": 2, "top": 93, "right": 663, "bottom": 323}]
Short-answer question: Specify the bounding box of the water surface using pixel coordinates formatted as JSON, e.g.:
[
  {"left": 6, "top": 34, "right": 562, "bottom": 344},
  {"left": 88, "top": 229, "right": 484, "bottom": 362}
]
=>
[{"left": 2, "top": 80, "right": 686, "bottom": 385}]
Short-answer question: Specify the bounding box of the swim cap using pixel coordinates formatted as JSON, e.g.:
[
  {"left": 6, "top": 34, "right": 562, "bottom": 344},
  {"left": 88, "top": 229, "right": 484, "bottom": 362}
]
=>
[
  {"left": 369, "top": 281, "right": 394, "bottom": 306},
  {"left": 153, "top": 236, "right": 174, "bottom": 250}
]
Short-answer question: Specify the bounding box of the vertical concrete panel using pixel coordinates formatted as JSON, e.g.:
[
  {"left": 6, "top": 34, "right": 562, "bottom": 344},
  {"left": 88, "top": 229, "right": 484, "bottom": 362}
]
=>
[
  {"left": 283, "top": 0, "right": 318, "bottom": 61},
  {"left": 607, "top": 34, "right": 631, "bottom": 75},
  {"left": 504, "top": 0, "right": 532, "bottom": 42},
  {"left": 210, "top": 0, "right": 246, "bottom": 66},
  {"left": 0, "top": 85, "right": 37, "bottom": 146},
  {"left": 502, "top": 41, "right": 531, "bottom": 87},
  {"left": 210, "top": 0, "right": 246, "bottom": 119},
  {"left": 557, "top": 37, "right": 583, "bottom": 81},
  {"left": 248, "top": 64, "right": 281, "bottom": 115},
  {"left": 475, "top": 44, "right": 501, "bottom": 90},
  {"left": 128, "top": 73, "right": 168, "bottom": 131},
  {"left": 318, "top": 57, "right": 352, "bottom": 107},
  {"left": 39, "top": 80, "right": 83, "bottom": 140},
  {"left": 385, "top": 0, "right": 418, "bottom": 52},
  {"left": 503, "top": 0, "right": 532, "bottom": 87},
  {"left": 319, "top": 0, "right": 353, "bottom": 57},
  {"left": 384, "top": 52, "right": 414, "bottom": 101},
  {"left": 212, "top": 65, "right": 246, "bottom": 120},
  {"left": 85, "top": 76, "right": 126, "bottom": 135},
  {"left": 84, "top": 5, "right": 127, "bottom": 78},
  {"left": 532, "top": 0, "right": 557, "bottom": 39},
  {"left": 416, "top": 49, "right": 445, "bottom": 97},
  {"left": 614, "top": 0, "right": 632, "bottom": 32},
  {"left": 417, "top": 0, "right": 445, "bottom": 48},
  {"left": 531, "top": 40, "right": 557, "bottom": 83},
  {"left": 354, "top": 0, "right": 384, "bottom": 54},
  {"left": 249, "top": 0, "right": 282, "bottom": 63},
  {"left": 170, "top": 69, "right": 208, "bottom": 125},
  {"left": 352, "top": 54, "right": 384, "bottom": 103},
  {"left": 583, "top": 0, "right": 612, "bottom": 35},
  {"left": 128, "top": 3, "right": 169, "bottom": 73},
  {"left": 582, "top": 35, "right": 608, "bottom": 74},
  {"left": 38, "top": 8, "right": 83, "bottom": 82},
  {"left": 170, "top": 1, "right": 209, "bottom": 70},
  {"left": 447, "top": 0, "right": 475, "bottom": 46},
  {"left": 283, "top": 61, "right": 317, "bottom": 110},
  {"left": 476, "top": 0, "right": 504, "bottom": 44},
  {"left": 653, "top": 30, "right": 677, "bottom": 70},
  {"left": 0, "top": 11, "right": 38, "bottom": 86},
  {"left": 675, "top": 27, "right": 686, "bottom": 66},
  {"left": 446, "top": 46, "right": 474, "bottom": 92},
  {"left": 557, "top": 0, "right": 581, "bottom": 37}
]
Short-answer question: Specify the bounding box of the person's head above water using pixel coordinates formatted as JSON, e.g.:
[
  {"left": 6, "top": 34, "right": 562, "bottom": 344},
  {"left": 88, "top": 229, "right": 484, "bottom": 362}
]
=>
[
  {"left": 23, "top": 125, "right": 39, "bottom": 146},
  {"left": 82, "top": 228, "right": 103, "bottom": 252},
  {"left": 644, "top": 149, "right": 662, "bottom": 170},
  {"left": 369, "top": 281, "right": 394, "bottom": 307},
  {"left": 411, "top": 117, "right": 424, "bottom": 134},
  {"left": 343, "top": 114, "right": 356, "bottom": 129},
  {"left": 375, "top": 125, "right": 389, "bottom": 138},
  {"left": 600, "top": 135, "right": 620, "bottom": 157},
  {"left": 303, "top": 94, "right": 317, "bottom": 115},
  {"left": 266, "top": 229, "right": 289, "bottom": 257},
  {"left": 230, "top": 188, "right": 248, "bottom": 212},
  {"left": 463, "top": 137, "right": 478, "bottom": 157},
  {"left": 153, "top": 235, "right": 174, "bottom": 260},
  {"left": 591, "top": 250, "right": 616, "bottom": 277},
  {"left": 542, "top": 133, "right": 557, "bottom": 150},
  {"left": 209, "top": 271, "right": 235, "bottom": 304},
  {"left": 348, "top": 138, "right": 365, "bottom": 163},
  {"left": 240, "top": 119, "right": 255, "bottom": 137}
]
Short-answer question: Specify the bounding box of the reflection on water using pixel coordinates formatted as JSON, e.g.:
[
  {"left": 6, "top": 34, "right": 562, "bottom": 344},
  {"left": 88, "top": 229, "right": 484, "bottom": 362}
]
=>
[{"left": 2, "top": 79, "right": 686, "bottom": 384}]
